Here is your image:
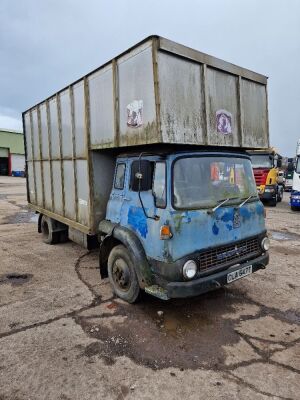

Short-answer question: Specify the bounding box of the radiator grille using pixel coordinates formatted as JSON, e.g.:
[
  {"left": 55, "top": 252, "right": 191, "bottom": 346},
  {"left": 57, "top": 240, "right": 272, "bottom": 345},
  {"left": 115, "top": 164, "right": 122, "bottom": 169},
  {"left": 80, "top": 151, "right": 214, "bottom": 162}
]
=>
[
  {"left": 253, "top": 169, "right": 269, "bottom": 186},
  {"left": 197, "top": 237, "right": 261, "bottom": 272}
]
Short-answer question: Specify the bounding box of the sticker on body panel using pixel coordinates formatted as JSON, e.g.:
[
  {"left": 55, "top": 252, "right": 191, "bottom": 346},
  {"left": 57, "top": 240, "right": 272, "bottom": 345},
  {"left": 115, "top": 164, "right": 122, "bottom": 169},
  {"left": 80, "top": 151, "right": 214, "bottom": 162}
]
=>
[
  {"left": 127, "top": 100, "right": 143, "bottom": 128},
  {"left": 216, "top": 109, "right": 232, "bottom": 134}
]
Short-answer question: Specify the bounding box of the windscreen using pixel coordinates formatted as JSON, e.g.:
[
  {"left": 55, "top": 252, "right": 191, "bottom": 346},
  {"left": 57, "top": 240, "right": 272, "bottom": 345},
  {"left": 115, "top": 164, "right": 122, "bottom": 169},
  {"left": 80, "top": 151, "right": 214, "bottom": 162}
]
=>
[
  {"left": 250, "top": 154, "right": 273, "bottom": 168},
  {"left": 173, "top": 156, "right": 257, "bottom": 209}
]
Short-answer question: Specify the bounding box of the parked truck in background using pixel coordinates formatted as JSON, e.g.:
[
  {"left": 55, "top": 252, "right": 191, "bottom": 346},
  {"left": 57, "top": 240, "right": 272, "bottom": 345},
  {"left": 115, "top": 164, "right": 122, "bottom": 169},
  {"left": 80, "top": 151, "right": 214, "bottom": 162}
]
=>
[
  {"left": 290, "top": 139, "right": 300, "bottom": 211},
  {"left": 23, "top": 36, "right": 270, "bottom": 303},
  {"left": 249, "top": 149, "right": 283, "bottom": 206},
  {"left": 277, "top": 170, "right": 285, "bottom": 187},
  {"left": 285, "top": 158, "right": 295, "bottom": 191}
]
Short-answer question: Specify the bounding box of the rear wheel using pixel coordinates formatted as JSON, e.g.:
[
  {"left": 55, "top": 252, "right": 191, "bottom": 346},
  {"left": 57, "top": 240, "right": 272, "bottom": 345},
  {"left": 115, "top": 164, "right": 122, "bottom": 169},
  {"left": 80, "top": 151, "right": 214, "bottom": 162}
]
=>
[
  {"left": 277, "top": 191, "right": 282, "bottom": 203},
  {"left": 277, "top": 187, "right": 283, "bottom": 202},
  {"left": 107, "top": 245, "right": 140, "bottom": 303},
  {"left": 41, "top": 215, "right": 60, "bottom": 245},
  {"left": 59, "top": 229, "right": 69, "bottom": 243}
]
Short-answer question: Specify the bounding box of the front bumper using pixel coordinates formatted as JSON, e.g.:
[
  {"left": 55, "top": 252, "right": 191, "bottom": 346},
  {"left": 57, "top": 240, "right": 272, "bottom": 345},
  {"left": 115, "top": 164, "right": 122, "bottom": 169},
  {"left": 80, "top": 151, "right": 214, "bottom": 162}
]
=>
[
  {"left": 258, "top": 187, "right": 276, "bottom": 201},
  {"left": 166, "top": 252, "right": 269, "bottom": 299},
  {"left": 290, "top": 191, "right": 300, "bottom": 208}
]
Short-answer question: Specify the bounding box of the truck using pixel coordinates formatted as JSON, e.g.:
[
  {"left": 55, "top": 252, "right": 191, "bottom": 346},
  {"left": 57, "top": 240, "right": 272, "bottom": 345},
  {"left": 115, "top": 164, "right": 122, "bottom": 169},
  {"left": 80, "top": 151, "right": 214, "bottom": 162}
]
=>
[
  {"left": 277, "top": 170, "right": 285, "bottom": 187},
  {"left": 290, "top": 139, "right": 300, "bottom": 211},
  {"left": 249, "top": 149, "right": 283, "bottom": 206},
  {"left": 23, "top": 36, "right": 270, "bottom": 303},
  {"left": 285, "top": 158, "right": 295, "bottom": 191}
]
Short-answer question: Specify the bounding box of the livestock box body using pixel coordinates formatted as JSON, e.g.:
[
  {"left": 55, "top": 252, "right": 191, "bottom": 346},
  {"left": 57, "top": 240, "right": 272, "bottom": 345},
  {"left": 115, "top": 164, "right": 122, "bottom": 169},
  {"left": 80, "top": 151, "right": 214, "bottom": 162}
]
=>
[{"left": 23, "top": 36, "right": 269, "bottom": 234}]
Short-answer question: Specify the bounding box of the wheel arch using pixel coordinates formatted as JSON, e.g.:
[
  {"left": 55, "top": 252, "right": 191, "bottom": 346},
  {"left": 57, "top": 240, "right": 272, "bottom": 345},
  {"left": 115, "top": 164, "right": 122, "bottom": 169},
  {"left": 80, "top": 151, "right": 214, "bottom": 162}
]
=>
[{"left": 99, "top": 221, "right": 153, "bottom": 288}]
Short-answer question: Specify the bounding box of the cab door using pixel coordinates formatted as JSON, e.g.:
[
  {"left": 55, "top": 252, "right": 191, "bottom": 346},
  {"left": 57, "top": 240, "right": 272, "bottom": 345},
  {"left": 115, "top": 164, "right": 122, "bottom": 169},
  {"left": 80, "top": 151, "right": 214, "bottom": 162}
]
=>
[
  {"left": 120, "top": 160, "right": 167, "bottom": 260},
  {"left": 106, "top": 162, "right": 127, "bottom": 223}
]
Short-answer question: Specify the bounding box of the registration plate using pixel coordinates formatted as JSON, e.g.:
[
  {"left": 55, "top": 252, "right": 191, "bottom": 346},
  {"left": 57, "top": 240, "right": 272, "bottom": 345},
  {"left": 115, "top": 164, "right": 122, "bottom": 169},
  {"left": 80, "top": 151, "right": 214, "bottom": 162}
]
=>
[{"left": 227, "top": 265, "right": 252, "bottom": 283}]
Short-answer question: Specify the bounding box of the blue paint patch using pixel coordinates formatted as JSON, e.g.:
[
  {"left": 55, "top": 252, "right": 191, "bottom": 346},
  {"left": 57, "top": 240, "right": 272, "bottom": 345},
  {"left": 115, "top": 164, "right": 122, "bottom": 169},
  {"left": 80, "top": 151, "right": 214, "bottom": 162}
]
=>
[
  {"left": 220, "top": 211, "right": 233, "bottom": 223},
  {"left": 128, "top": 206, "right": 148, "bottom": 238},
  {"left": 212, "top": 223, "right": 219, "bottom": 235},
  {"left": 226, "top": 223, "right": 233, "bottom": 231},
  {"left": 255, "top": 202, "right": 265, "bottom": 215},
  {"left": 240, "top": 207, "right": 252, "bottom": 220}
]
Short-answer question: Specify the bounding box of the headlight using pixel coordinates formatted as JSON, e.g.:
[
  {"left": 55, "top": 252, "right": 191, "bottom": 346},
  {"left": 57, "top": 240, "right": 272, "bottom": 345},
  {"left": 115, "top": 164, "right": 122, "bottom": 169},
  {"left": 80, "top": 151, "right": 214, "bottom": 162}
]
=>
[
  {"left": 261, "top": 237, "right": 270, "bottom": 251},
  {"left": 183, "top": 260, "right": 197, "bottom": 279},
  {"left": 264, "top": 187, "right": 275, "bottom": 193}
]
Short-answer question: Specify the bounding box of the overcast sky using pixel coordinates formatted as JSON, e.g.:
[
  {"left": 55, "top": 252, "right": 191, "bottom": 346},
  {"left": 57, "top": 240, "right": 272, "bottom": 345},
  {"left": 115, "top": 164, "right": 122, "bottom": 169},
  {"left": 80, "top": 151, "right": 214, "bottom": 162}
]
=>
[{"left": 0, "top": 0, "right": 299, "bottom": 156}]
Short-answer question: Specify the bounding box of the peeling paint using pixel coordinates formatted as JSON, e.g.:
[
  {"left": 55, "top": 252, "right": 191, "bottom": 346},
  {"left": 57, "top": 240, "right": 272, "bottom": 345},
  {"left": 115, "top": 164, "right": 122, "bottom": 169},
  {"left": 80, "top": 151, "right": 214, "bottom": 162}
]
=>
[
  {"left": 221, "top": 211, "right": 233, "bottom": 223},
  {"left": 226, "top": 223, "right": 233, "bottom": 231},
  {"left": 240, "top": 207, "right": 252, "bottom": 220},
  {"left": 212, "top": 223, "right": 219, "bottom": 235},
  {"left": 127, "top": 206, "right": 148, "bottom": 238}
]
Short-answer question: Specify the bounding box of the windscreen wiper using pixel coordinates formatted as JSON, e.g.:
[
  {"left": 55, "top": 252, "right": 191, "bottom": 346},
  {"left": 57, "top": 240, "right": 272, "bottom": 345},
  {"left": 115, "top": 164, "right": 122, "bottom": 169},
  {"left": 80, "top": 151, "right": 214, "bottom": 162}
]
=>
[
  {"left": 212, "top": 198, "right": 230, "bottom": 212},
  {"left": 238, "top": 195, "right": 257, "bottom": 208}
]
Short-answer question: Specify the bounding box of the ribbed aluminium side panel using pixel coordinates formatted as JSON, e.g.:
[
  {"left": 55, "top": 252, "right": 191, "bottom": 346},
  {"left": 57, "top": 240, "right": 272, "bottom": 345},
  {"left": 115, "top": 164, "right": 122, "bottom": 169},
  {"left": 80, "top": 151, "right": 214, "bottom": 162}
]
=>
[
  {"left": 76, "top": 159, "right": 89, "bottom": 227},
  {"left": 52, "top": 160, "right": 63, "bottom": 215},
  {"left": 88, "top": 65, "right": 114, "bottom": 147},
  {"left": 63, "top": 160, "right": 76, "bottom": 219},
  {"left": 60, "top": 89, "right": 73, "bottom": 158}
]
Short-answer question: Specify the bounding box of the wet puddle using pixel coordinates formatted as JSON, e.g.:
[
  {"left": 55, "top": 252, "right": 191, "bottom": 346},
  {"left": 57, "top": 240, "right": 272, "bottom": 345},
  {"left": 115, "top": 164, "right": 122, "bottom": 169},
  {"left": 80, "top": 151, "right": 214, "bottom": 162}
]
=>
[
  {"left": 269, "top": 230, "right": 300, "bottom": 241},
  {"left": 77, "top": 288, "right": 252, "bottom": 370},
  {"left": 2, "top": 210, "right": 37, "bottom": 224},
  {"left": 0, "top": 273, "right": 33, "bottom": 286}
]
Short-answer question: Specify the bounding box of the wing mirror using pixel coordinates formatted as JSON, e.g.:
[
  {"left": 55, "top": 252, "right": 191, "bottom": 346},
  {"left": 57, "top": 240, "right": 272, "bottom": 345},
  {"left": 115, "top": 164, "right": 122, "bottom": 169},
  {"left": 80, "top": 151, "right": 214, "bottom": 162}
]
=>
[{"left": 130, "top": 160, "right": 152, "bottom": 191}]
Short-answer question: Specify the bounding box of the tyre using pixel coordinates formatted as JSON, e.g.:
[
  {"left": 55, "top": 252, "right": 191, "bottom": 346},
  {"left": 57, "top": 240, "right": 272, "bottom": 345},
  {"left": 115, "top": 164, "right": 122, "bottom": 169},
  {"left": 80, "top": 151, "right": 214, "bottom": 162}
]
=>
[
  {"left": 107, "top": 244, "right": 140, "bottom": 303},
  {"left": 60, "top": 229, "right": 69, "bottom": 243},
  {"left": 40, "top": 215, "right": 60, "bottom": 245},
  {"left": 268, "top": 195, "right": 277, "bottom": 206},
  {"left": 269, "top": 196, "right": 277, "bottom": 207},
  {"left": 277, "top": 190, "right": 282, "bottom": 202}
]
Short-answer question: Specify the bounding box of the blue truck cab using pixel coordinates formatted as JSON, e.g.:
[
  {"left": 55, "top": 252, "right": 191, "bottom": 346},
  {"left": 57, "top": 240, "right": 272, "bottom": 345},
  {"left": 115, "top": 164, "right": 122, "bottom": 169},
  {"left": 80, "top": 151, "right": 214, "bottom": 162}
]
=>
[{"left": 99, "top": 148, "right": 269, "bottom": 302}]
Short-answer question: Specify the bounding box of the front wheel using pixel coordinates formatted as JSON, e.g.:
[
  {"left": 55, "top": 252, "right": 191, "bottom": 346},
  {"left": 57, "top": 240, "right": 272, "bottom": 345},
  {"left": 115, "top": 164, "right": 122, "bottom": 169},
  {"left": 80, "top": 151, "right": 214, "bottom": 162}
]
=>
[
  {"left": 107, "top": 245, "right": 140, "bottom": 303},
  {"left": 269, "top": 196, "right": 277, "bottom": 207}
]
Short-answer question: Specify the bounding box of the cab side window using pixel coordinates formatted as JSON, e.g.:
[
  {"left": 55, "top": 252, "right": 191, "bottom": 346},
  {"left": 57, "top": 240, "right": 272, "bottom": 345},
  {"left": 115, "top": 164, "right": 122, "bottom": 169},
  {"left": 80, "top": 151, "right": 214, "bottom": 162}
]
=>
[
  {"left": 153, "top": 162, "right": 166, "bottom": 208},
  {"left": 114, "top": 163, "right": 126, "bottom": 190}
]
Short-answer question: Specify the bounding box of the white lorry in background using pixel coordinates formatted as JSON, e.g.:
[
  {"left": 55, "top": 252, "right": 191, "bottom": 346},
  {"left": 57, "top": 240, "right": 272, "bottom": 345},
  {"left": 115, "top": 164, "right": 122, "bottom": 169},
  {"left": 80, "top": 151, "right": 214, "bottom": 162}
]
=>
[
  {"left": 277, "top": 170, "right": 285, "bottom": 188},
  {"left": 290, "top": 139, "right": 300, "bottom": 211}
]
